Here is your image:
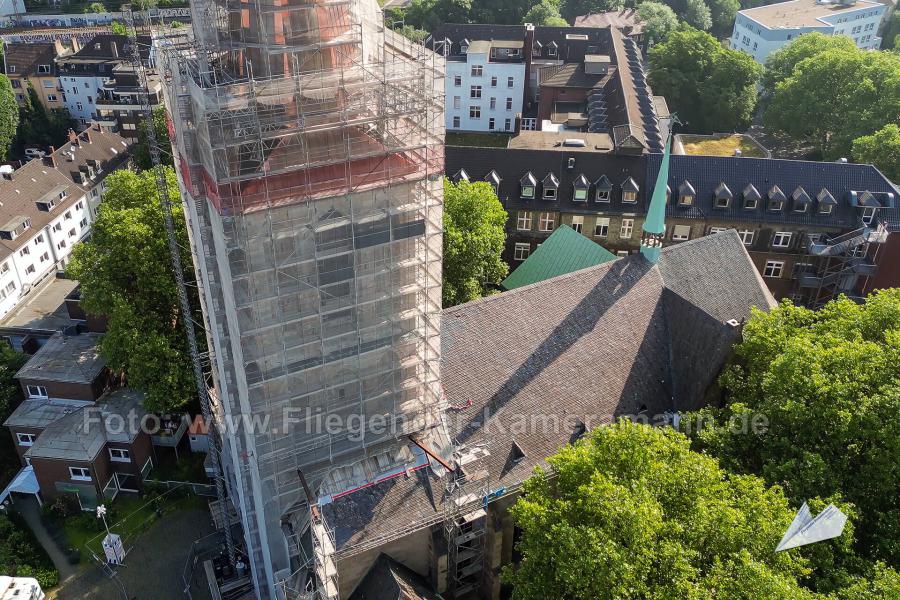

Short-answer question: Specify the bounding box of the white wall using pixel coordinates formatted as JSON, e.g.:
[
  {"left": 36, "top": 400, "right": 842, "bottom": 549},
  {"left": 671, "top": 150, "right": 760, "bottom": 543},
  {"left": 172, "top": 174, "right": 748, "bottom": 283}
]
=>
[
  {"left": 445, "top": 52, "right": 525, "bottom": 133},
  {"left": 60, "top": 75, "right": 107, "bottom": 127}
]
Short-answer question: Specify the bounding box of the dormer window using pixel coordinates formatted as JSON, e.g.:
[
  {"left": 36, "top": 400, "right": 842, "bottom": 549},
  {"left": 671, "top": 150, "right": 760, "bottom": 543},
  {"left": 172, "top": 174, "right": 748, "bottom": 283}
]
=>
[
  {"left": 547, "top": 42, "right": 558, "bottom": 57},
  {"left": 743, "top": 183, "right": 760, "bottom": 209},
  {"left": 714, "top": 182, "right": 732, "bottom": 208},
  {"left": 817, "top": 188, "right": 837, "bottom": 214},
  {"left": 678, "top": 180, "right": 695, "bottom": 206},
  {"left": 460, "top": 39, "right": 470, "bottom": 54},
  {"left": 533, "top": 41, "right": 542, "bottom": 56},
  {"left": 453, "top": 169, "right": 470, "bottom": 183},
  {"left": 0, "top": 216, "right": 31, "bottom": 241},
  {"left": 542, "top": 173, "right": 559, "bottom": 199},
  {"left": 520, "top": 172, "right": 537, "bottom": 199},
  {"left": 621, "top": 177, "right": 639, "bottom": 203},
  {"left": 572, "top": 174, "right": 590, "bottom": 201},
  {"left": 594, "top": 175, "right": 612, "bottom": 202},
  {"left": 792, "top": 186, "right": 811, "bottom": 213},
  {"left": 768, "top": 185, "right": 786, "bottom": 211},
  {"left": 484, "top": 170, "right": 501, "bottom": 192}
]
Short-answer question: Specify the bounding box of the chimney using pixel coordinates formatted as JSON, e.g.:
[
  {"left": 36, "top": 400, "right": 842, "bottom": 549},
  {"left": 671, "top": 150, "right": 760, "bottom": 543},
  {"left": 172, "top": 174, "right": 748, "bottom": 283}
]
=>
[
  {"left": 111, "top": 42, "right": 119, "bottom": 58},
  {"left": 83, "top": 128, "right": 92, "bottom": 144},
  {"left": 48, "top": 146, "right": 57, "bottom": 168},
  {"left": 67, "top": 129, "right": 78, "bottom": 145},
  {"left": 733, "top": 148, "right": 742, "bottom": 157}
]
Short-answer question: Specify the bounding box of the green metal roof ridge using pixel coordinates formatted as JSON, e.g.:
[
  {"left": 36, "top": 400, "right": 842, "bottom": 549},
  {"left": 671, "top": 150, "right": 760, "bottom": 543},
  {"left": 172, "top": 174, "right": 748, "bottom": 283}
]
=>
[{"left": 501, "top": 225, "right": 617, "bottom": 290}]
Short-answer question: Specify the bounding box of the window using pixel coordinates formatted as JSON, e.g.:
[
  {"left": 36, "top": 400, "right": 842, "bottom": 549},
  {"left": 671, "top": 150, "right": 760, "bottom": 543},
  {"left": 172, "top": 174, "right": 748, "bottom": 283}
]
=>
[
  {"left": 594, "top": 218, "right": 609, "bottom": 237},
  {"left": 763, "top": 260, "right": 784, "bottom": 278},
  {"left": 16, "top": 433, "right": 36, "bottom": 446},
  {"left": 34, "top": 235, "right": 44, "bottom": 245},
  {"left": 79, "top": 218, "right": 88, "bottom": 228},
  {"left": 547, "top": 44, "right": 557, "bottom": 57},
  {"left": 453, "top": 96, "right": 460, "bottom": 109},
  {"left": 514, "top": 243, "right": 530, "bottom": 261},
  {"left": 772, "top": 231, "right": 792, "bottom": 248},
  {"left": 744, "top": 197, "right": 758, "bottom": 210},
  {"left": 64, "top": 211, "right": 72, "bottom": 220},
  {"left": 39, "top": 252, "right": 49, "bottom": 263},
  {"left": 48, "top": 93, "right": 59, "bottom": 102},
  {"left": 543, "top": 186, "right": 556, "bottom": 200},
  {"left": 27, "top": 385, "right": 48, "bottom": 398},
  {"left": 25, "top": 264, "right": 35, "bottom": 275},
  {"left": 715, "top": 196, "right": 730, "bottom": 208},
  {"left": 620, "top": 218, "right": 634, "bottom": 239},
  {"left": 679, "top": 195, "right": 694, "bottom": 206},
  {"left": 0, "top": 262, "right": 7, "bottom": 274},
  {"left": 488, "top": 117, "right": 495, "bottom": 130},
  {"left": 491, "top": 76, "right": 497, "bottom": 87},
  {"left": 538, "top": 212, "right": 555, "bottom": 231},
  {"left": 109, "top": 448, "right": 131, "bottom": 462},
  {"left": 68, "top": 228, "right": 77, "bottom": 238},
  {"left": 570, "top": 215, "right": 584, "bottom": 233},
  {"left": 521, "top": 185, "right": 535, "bottom": 199},
  {"left": 4, "top": 281, "right": 14, "bottom": 294},
  {"left": 574, "top": 188, "right": 587, "bottom": 201},
  {"left": 490, "top": 97, "right": 496, "bottom": 109},
  {"left": 769, "top": 200, "right": 784, "bottom": 212},
  {"left": 452, "top": 116, "right": 460, "bottom": 128},
  {"left": 708, "top": 227, "right": 728, "bottom": 235},
  {"left": 617, "top": 250, "right": 629, "bottom": 257},
  {"left": 504, "top": 118, "right": 511, "bottom": 131},
  {"left": 19, "top": 246, "right": 30, "bottom": 257},
  {"left": 453, "top": 75, "right": 461, "bottom": 87},
  {"left": 507, "top": 76, "right": 514, "bottom": 88},
  {"left": 622, "top": 191, "right": 637, "bottom": 203},
  {"left": 506, "top": 97, "right": 513, "bottom": 110},
  {"left": 596, "top": 190, "right": 610, "bottom": 202},
  {"left": 469, "top": 106, "right": 480, "bottom": 119},
  {"left": 471, "top": 65, "right": 483, "bottom": 77},
  {"left": 42, "top": 79, "right": 54, "bottom": 88},
  {"left": 671, "top": 225, "right": 691, "bottom": 241},
  {"left": 7, "top": 66, "right": 13, "bottom": 73},
  {"left": 57, "top": 240, "right": 67, "bottom": 250},
  {"left": 69, "top": 466, "right": 91, "bottom": 481},
  {"left": 470, "top": 85, "right": 482, "bottom": 99},
  {"left": 516, "top": 211, "right": 532, "bottom": 231}
]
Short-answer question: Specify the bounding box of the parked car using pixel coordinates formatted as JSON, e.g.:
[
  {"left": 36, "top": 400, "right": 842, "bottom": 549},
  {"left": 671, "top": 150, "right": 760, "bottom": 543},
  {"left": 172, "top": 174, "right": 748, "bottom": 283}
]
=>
[{"left": 24, "top": 148, "right": 46, "bottom": 160}]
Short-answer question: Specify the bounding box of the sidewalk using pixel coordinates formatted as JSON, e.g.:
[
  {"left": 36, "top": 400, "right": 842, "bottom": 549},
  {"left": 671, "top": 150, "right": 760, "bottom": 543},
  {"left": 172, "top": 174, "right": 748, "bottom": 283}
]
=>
[{"left": 17, "top": 496, "right": 78, "bottom": 584}]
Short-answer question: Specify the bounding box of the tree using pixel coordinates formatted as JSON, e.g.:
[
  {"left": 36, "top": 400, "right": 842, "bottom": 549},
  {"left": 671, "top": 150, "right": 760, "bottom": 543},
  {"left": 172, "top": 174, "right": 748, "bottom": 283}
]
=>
[
  {"left": 133, "top": 105, "right": 173, "bottom": 170},
  {"left": 110, "top": 21, "right": 127, "bottom": 36},
  {"left": 503, "top": 421, "right": 820, "bottom": 600},
  {"left": 706, "top": 0, "right": 740, "bottom": 36},
  {"left": 682, "top": 0, "right": 712, "bottom": 30},
  {"left": 0, "top": 345, "right": 28, "bottom": 490},
  {"left": 881, "top": 12, "right": 899, "bottom": 50},
  {"left": 685, "top": 291, "right": 900, "bottom": 567},
  {"left": 67, "top": 169, "right": 202, "bottom": 414},
  {"left": 636, "top": 2, "right": 678, "bottom": 46},
  {"left": 765, "top": 49, "right": 900, "bottom": 159},
  {"left": 14, "top": 86, "right": 73, "bottom": 153},
  {"left": 523, "top": 1, "right": 568, "bottom": 26},
  {"left": 442, "top": 178, "right": 508, "bottom": 307},
  {"left": 852, "top": 124, "right": 900, "bottom": 183},
  {"left": 86, "top": 2, "right": 106, "bottom": 12},
  {"left": 560, "top": 0, "right": 624, "bottom": 23},
  {"left": 0, "top": 75, "right": 19, "bottom": 160},
  {"left": 761, "top": 32, "right": 857, "bottom": 96},
  {"left": 649, "top": 26, "right": 760, "bottom": 133}
]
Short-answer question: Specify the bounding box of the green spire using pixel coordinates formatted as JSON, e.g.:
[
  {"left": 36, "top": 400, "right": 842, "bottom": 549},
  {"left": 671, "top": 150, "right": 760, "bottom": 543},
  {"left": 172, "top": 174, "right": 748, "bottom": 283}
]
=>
[{"left": 640, "top": 132, "right": 671, "bottom": 264}]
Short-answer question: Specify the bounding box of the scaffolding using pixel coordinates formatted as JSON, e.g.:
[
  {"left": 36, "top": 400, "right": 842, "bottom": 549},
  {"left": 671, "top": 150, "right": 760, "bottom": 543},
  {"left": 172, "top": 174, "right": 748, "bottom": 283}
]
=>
[
  {"left": 156, "top": 0, "right": 445, "bottom": 596},
  {"left": 794, "top": 220, "right": 889, "bottom": 308},
  {"left": 443, "top": 467, "right": 490, "bottom": 599}
]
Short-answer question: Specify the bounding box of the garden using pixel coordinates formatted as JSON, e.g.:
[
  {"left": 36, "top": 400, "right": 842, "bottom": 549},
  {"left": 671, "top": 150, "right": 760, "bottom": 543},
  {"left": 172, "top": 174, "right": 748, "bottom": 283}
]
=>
[{"left": 0, "top": 510, "right": 59, "bottom": 589}]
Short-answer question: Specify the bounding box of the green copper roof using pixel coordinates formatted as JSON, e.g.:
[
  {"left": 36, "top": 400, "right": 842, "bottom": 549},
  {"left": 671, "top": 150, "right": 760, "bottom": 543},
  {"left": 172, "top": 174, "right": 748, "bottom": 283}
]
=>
[
  {"left": 641, "top": 132, "right": 671, "bottom": 264},
  {"left": 501, "top": 225, "right": 618, "bottom": 290}
]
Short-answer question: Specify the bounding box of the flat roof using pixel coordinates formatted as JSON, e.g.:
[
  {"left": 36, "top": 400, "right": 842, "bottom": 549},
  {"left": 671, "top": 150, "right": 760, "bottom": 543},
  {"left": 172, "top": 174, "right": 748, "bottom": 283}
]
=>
[
  {"left": 507, "top": 131, "right": 615, "bottom": 152},
  {"left": 0, "top": 277, "right": 79, "bottom": 331},
  {"left": 742, "top": 0, "right": 881, "bottom": 29},
  {"left": 3, "top": 398, "right": 92, "bottom": 429},
  {"left": 15, "top": 331, "right": 105, "bottom": 384}
]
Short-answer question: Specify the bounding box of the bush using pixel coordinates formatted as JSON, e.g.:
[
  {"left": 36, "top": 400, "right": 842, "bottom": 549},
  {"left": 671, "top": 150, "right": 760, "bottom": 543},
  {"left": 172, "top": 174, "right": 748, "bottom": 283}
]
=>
[{"left": 0, "top": 513, "right": 59, "bottom": 589}]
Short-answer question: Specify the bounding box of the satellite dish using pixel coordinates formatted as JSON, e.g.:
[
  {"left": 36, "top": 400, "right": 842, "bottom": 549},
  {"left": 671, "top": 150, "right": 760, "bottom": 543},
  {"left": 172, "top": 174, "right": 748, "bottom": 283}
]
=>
[{"left": 775, "top": 502, "right": 848, "bottom": 552}]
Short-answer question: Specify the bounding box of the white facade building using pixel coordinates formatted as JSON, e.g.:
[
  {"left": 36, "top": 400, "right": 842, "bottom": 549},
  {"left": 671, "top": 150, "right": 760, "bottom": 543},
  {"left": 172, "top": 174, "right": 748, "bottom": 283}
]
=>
[
  {"left": 442, "top": 39, "right": 526, "bottom": 133},
  {"left": 0, "top": 126, "right": 130, "bottom": 318},
  {"left": 732, "top": 0, "right": 886, "bottom": 64}
]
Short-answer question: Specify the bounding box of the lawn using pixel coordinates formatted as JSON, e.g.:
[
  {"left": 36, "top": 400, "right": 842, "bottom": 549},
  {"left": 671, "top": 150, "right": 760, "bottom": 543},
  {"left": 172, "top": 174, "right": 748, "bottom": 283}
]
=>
[
  {"left": 446, "top": 132, "right": 512, "bottom": 148},
  {"left": 680, "top": 134, "right": 768, "bottom": 158}
]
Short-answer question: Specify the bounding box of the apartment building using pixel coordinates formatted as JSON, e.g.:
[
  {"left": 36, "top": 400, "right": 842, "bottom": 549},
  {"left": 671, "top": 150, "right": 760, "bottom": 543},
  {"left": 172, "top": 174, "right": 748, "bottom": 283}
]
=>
[
  {"left": 731, "top": 0, "right": 886, "bottom": 64},
  {"left": 445, "top": 133, "right": 897, "bottom": 302},
  {"left": 3, "top": 42, "right": 65, "bottom": 110},
  {"left": 0, "top": 126, "right": 131, "bottom": 319},
  {"left": 94, "top": 63, "right": 162, "bottom": 139}
]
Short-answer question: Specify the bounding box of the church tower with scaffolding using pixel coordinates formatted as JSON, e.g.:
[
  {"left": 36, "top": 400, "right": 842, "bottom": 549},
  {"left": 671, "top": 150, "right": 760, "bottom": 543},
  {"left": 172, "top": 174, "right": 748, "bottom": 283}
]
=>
[{"left": 155, "top": 0, "right": 446, "bottom": 596}]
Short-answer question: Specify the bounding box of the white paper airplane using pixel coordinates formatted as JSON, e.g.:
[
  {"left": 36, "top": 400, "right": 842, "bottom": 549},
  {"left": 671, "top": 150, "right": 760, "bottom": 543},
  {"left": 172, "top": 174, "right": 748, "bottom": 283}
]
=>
[{"left": 775, "top": 502, "right": 848, "bottom": 552}]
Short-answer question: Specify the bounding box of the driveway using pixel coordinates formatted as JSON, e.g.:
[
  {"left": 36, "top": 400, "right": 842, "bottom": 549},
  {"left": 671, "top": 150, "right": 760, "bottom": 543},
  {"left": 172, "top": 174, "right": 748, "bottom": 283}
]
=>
[{"left": 17, "top": 496, "right": 78, "bottom": 584}]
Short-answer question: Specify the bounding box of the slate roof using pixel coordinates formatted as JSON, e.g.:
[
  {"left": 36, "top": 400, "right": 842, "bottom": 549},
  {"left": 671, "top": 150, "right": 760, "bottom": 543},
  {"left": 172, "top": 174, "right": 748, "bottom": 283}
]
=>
[
  {"left": 349, "top": 554, "right": 441, "bottom": 600},
  {"left": 325, "top": 231, "right": 775, "bottom": 555},
  {"left": 427, "top": 25, "right": 614, "bottom": 63},
  {"left": 574, "top": 9, "right": 645, "bottom": 35},
  {"left": 3, "top": 398, "right": 93, "bottom": 430},
  {"left": 15, "top": 332, "right": 106, "bottom": 385},
  {"left": 648, "top": 154, "right": 898, "bottom": 228},
  {"left": 25, "top": 388, "right": 147, "bottom": 461},
  {"left": 0, "top": 126, "right": 131, "bottom": 257},
  {"left": 445, "top": 145, "right": 648, "bottom": 214},
  {"left": 4, "top": 43, "right": 57, "bottom": 77},
  {"left": 502, "top": 224, "right": 617, "bottom": 290},
  {"left": 539, "top": 62, "right": 610, "bottom": 89}
]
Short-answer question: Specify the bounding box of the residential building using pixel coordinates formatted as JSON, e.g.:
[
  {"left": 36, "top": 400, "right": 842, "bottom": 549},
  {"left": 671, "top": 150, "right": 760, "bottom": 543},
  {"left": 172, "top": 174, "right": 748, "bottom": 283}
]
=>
[
  {"left": 732, "top": 0, "right": 886, "bottom": 64},
  {"left": 2, "top": 41, "right": 65, "bottom": 110},
  {"left": 95, "top": 63, "right": 162, "bottom": 139},
  {"left": 574, "top": 9, "right": 646, "bottom": 44},
  {"left": 0, "top": 576, "right": 44, "bottom": 600},
  {"left": 446, "top": 134, "right": 897, "bottom": 302},
  {"left": 158, "top": 0, "right": 445, "bottom": 595},
  {"left": 0, "top": 126, "right": 131, "bottom": 319},
  {"left": 428, "top": 24, "right": 664, "bottom": 148}
]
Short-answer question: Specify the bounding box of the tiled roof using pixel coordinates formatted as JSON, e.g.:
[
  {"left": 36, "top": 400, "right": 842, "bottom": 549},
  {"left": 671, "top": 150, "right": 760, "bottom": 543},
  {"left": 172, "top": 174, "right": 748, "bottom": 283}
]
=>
[
  {"left": 0, "top": 126, "right": 131, "bottom": 257},
  {"left": 325, "top": 231, "right": 775, "bottom": 553},
  {"left": 15, "top": 332, "right": 106, "bottom": 384},
  {"left": 649, "top": 154, "right": 897, "bottom": 227},
  {"left": 502, "top": 224, "right": 617, "bottom": 290},
  {"left": 539, "top": 62, "right": 610, "bottom": 89},
  {"left": 4, "top": 43, "right": 57, "bottom": 77},
  {"left": 574, "top": 8, "right": 645, "bottom": 34},
  {"left": 349, "top": 554, "right": 441, "bottom": 600}
]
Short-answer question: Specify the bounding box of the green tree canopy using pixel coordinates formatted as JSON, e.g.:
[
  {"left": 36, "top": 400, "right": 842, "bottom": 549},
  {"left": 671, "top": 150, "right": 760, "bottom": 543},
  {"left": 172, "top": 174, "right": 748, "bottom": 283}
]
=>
[
  {"left": 67, "top": 169, "right": 202, "bottom": 414},
  {"left": 110, "top": 21, "right": 127, "bottom": 36},
  {"left": 706, "top": 0, "right": 740, "bottom": 36},
  {"left": 14, "top": 86, "right": 73, "bottom": 154},
  {"left": 682, "top": 0, "right": 712, "bottom": 30},
  {"left": 765, "top": 48, "right": 900, "bottom": 160},
  {"left": 0, "top": 345, "right": 28, "bottom": 489},
  {"left": 523, "top": 0, "right": 568, "bottom": 26},
  {"left": 761, "top": 32, "right": 857, "bottom": 96},
  {"left": 649, "top": 26, "right": 761, "bottom": 133},
  {"left": 0, "top": 75, "right": 20, "bottom": 160},
  {"left": 133, "top": 105, "right": 173, "bottom": 170},
  {"left": 442, "top": 178, "right": 508, "bottom": 307},
  {"left": 686, "top": 291, "right": 900, "bottom": 568},
  {"left": 636, "top": 2, "right": 678, "bottom": 46},
  {"left": 503, "top": 421, "right": 820, "bottom": 599},
  {"left": 852, "top": 123, "right": 900, "bottom": 183}
]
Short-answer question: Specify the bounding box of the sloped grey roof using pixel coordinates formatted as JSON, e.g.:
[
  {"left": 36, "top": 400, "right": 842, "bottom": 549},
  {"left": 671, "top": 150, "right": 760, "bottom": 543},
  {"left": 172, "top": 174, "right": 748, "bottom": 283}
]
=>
[
  {"left": 349, "top": 554, "right": 441, "bottom": 600},
  {"left": 325, "top": 231, "right": 775, "bottom": 554},
  {"left": 16, "top": 332, "right": 105, "bottom": 384}
]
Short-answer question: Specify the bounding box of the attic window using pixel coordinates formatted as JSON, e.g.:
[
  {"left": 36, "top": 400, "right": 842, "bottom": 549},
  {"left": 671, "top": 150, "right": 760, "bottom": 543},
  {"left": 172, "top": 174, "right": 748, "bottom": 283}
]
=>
[
  {"left": 454, "top": 169, "right": 470, "bottom": 183},
  {"left": 510, "top": 440, "right": 526, "bottom": 463},
  {"left": 743, "top": 184, "right": 760, "bottom": 209},
  {"left": 817, "top": 188, "right": 837, "bottom": 214},
  {"left": 533, "top": 40, "right": 542, "bottom": 56},
  {"left": 520, "top": 172, "right": 537, "bottom": 199},
  {"left": 621, "top": 177, "right": 639, "bottom": 203},
  {"left": 714, "top": 182, "right": 732, "bottom": 208},
  {"left": 573, "top": 175, "right": 590, "bottom": 201},
  {"left": 768, "top": 186, "right": 786, "bottom": 211},
  {"left": 542, "top": 173, "right": 559, "bottom": 199},
  {"left": 678, "top": 180, "right": 695, "bottom": 206},
  {"left": 484, "top": 170, "right": 501, "bottom": 192},
  {"left": 547, "top": 42, "right": 558, "bottom": 57},
  {"left": 792, "top": 186, "right": 811, "bottom": 212}
]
